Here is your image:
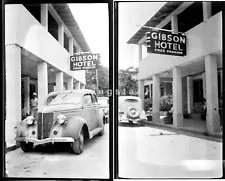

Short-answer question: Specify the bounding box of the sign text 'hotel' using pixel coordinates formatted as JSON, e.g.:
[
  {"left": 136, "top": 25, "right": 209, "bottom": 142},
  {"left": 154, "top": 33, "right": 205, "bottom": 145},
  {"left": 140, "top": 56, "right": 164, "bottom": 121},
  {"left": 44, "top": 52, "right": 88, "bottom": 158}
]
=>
[
  {"left": 70, "top": 53, "right": 100, "bottom": 71},
  {"left": 146, "top": 30, "right": 186, "bottom": 56}
]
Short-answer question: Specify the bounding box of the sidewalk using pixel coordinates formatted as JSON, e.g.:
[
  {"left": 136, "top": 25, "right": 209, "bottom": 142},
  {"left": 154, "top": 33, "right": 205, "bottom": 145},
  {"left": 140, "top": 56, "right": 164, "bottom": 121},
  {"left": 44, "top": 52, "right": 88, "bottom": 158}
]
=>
[{"left": 144, "top": 117, "right": 223, "bottom": 139}]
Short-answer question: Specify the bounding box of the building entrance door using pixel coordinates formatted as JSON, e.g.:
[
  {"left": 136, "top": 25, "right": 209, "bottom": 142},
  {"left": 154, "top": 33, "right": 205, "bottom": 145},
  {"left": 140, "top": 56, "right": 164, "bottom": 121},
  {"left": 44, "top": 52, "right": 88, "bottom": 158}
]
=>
[
  {"left": 193, "top": 79, "right": 204, "bottom": 113},
  {"left": 30, "top": 83, "right": 36, "bottom": 98}
]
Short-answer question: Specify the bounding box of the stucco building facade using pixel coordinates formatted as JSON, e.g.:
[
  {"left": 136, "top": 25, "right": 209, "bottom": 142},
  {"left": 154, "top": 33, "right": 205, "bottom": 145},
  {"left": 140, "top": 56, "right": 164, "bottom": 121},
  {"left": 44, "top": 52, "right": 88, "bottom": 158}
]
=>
[
  {"left": 5, "top": 4, "right": 90, "bottom": 148},
  {"left": 128, "top": 2, "right": 223, "bottom": 134}
]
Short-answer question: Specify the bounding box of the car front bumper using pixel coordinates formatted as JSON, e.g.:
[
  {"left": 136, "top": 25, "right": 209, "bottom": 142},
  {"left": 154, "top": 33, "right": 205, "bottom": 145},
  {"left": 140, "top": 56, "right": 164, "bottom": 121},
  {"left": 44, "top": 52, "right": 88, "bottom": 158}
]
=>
[{"left": 16, "top": 137, "right": 74, "bottom": 146}]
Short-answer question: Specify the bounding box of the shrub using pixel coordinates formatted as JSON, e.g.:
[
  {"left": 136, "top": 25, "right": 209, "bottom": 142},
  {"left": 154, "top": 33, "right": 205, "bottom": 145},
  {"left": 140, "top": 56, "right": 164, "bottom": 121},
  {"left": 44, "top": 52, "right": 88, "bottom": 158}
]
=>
[
  {"left": 144, "top": 98, "right": 152, "bottom": 111},
  {"left": 160, "top": 94, "right": 173, "bottom": 112}
]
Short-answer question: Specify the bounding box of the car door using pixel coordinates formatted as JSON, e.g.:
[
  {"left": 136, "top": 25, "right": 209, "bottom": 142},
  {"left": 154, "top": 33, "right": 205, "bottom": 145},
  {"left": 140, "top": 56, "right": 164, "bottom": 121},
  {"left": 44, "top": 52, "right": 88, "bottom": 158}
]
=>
[
  {"left": 92, "top": 93, "right": 100, "bottom": 128},
  {"left": 82, "top": 94, "right": 95, "bottom": 131}
]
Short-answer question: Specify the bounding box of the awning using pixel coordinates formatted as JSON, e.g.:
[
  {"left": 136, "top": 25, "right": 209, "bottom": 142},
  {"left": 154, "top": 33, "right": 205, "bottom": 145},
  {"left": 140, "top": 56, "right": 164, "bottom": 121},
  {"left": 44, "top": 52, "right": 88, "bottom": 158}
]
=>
[
  {"left": 127, "top": 2, "right": 183, "bottom": 45},
  {"left": 53, "top": 4, "right": 91, "bottom": 52}
]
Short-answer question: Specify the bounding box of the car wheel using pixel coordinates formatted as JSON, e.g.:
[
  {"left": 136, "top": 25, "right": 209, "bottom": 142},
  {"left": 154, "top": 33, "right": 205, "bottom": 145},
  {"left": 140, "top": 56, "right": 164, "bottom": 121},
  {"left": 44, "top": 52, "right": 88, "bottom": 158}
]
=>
[
  {"left": 98, "top": 126, "right": 104, "bottom": 136},
  {"left": 72, "top": 129, "right": 84, "bottom": 154},
  {"left": 20, "top": 141, "right": 33, "bottom": 152}
]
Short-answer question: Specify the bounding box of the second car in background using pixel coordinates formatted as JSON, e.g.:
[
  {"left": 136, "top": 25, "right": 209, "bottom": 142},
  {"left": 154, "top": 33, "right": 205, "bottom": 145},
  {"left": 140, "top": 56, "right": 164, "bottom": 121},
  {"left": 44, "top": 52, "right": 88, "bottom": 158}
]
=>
[{"left": 98, "top": 97, "right": 109, "bottom": 124}]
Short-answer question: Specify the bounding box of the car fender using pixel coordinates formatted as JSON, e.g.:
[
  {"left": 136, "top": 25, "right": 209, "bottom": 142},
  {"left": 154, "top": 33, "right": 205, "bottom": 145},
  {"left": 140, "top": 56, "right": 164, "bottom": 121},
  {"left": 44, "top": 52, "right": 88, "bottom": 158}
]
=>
[
  {"left": 15, "top": 119, "right": 37, "bottom": 138},
  {"left": 60, "top": 115, "right": 90, "bottom": 141}
]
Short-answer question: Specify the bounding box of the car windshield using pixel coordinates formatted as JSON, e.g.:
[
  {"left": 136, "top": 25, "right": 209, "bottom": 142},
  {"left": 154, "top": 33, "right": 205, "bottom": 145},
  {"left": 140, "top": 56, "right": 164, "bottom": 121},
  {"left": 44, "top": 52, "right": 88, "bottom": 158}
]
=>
[
  {"left": 98, "top": 98, "right": 109, "bottom": 106},
  {"left": 46, "top": 95, "right": 58, "bottom": 105},
  {"left": 48, "top": 92, "right": 81, "bottom": 105}
]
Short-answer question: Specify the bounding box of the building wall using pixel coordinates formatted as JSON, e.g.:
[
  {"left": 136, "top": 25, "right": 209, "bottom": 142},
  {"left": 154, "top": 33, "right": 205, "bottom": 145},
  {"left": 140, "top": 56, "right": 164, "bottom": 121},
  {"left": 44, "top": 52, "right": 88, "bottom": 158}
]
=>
[
  {"left": 5, "top": 4, "right": 85, "bottom": 84},
  {"left": 138, "top": 12, "right": 222, "bottom": 80}
]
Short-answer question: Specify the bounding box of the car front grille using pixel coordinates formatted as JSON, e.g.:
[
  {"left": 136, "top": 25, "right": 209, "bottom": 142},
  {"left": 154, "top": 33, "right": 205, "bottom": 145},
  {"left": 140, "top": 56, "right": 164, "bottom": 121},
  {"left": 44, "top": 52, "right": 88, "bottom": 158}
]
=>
[{"left": 37, "top": 112, "right": 54, "bottom": 139}]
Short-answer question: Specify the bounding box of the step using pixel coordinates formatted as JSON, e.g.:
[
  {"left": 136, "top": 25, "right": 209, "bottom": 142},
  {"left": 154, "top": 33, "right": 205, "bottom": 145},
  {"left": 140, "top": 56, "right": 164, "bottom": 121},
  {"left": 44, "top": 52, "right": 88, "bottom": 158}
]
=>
[{"left": 190, "top": 112, "right": 202, "bottom": 120}]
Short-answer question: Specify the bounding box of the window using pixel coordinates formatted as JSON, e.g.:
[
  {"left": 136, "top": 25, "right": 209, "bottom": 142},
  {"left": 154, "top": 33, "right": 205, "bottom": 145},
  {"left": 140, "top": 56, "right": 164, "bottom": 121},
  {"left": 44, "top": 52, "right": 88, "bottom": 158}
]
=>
[
  {"left": 178, "top": 2, "right": 203, "bottom": 33},
  {"left": 83, "top": 94, "right": 92, "bottom": 105},
  {"left": 125, "top": 99, "right": 138, "bottom": 103},
  {"left": 212, "top": 1, "right": 223, "bottom": 16},
  {"left": 193, "top": 79, "right": 203, "bottom": 102},
  {"left": 46, "top": 95, "right": 57, "bottom": 105},
  {"left": 144, "top": 85, "right": 150, "bottom": 98}
]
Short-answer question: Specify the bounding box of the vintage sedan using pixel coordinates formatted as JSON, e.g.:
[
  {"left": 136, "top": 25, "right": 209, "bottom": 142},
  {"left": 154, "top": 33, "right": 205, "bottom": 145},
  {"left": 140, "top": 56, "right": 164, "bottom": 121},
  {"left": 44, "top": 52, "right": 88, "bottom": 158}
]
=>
[
  {"left": 118, "top": 96, "right": 147, "bottom": 124},
  {"left": 97, "top": 97, "right": 109, "bottom": 124},
  {"left": 15, "top": 89, "right": 104, "bottom": 154}
]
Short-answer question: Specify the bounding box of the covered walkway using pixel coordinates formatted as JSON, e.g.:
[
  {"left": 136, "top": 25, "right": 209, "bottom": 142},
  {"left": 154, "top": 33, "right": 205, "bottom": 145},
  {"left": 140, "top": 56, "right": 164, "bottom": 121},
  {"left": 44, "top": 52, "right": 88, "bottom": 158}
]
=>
[{"left": 146, "top": 117, "right": 223, "bottom": 138}]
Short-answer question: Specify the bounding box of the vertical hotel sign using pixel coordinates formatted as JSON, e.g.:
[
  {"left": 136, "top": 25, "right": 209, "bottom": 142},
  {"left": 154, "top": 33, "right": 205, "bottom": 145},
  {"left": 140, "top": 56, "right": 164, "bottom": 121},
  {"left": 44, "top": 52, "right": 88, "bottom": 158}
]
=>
[{"left": 146, "top": 29, "right": 186, "bottom": 56}]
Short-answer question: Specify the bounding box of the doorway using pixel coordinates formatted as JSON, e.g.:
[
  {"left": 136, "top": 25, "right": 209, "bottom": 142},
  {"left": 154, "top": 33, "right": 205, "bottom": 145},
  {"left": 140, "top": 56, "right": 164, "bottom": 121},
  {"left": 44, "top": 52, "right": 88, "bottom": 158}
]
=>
[{"left": 193, "top": 79, "right": 203, "bottom": 113}]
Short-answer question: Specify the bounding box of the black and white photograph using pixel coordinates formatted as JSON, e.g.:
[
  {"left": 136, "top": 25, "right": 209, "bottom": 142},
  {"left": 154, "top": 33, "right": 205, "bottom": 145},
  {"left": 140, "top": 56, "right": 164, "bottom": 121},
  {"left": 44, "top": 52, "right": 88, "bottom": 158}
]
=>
[
  {"left": 4, "top": 2, "right": 109, "bottom": 178},
  {"left": 117, "top": 1, "right": 223, "bottom": 178},
  {"left": 3, "top": 0, "right": 224, "bottom": 180}
]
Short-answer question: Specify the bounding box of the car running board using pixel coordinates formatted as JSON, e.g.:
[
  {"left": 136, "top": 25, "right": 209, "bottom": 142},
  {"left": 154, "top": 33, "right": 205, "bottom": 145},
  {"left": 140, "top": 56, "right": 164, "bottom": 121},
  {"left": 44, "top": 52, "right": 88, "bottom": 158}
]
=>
[{"left": 89, "top": 127, "right": 103, "bottom": 139}]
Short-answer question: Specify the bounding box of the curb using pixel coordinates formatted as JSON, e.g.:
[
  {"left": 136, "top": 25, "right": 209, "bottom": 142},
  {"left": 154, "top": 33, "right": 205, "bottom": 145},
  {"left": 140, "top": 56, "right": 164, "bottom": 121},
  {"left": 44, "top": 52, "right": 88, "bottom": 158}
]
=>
[
  {"left": 144, "top": 121, "right": 223, "bottom": 139},
  {"left": 6, "top": 142, "right": 20, "bottom": 153}
]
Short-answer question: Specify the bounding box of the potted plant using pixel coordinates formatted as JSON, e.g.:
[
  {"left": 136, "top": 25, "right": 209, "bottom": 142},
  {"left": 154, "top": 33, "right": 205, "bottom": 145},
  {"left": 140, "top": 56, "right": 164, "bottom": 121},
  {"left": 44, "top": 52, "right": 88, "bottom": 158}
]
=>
[
  {"left": 144, "top": 98, "right": 152, "bottom": 121},
  {"left": 160, "top": 94, "right": 173, "bottom": 124}
]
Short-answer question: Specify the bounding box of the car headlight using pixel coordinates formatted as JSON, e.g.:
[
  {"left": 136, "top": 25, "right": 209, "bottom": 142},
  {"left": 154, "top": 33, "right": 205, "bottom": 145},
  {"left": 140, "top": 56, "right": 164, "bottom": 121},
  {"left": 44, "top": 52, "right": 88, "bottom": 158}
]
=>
[
  {"left": 57, "top": 114, "right": 66, "bottom": 124},
  {"left": 26, "top": 116, "right": 35, "bottom": 125},
  {"left": 104, "top": 109, "right": 108, "bottom": 114}
]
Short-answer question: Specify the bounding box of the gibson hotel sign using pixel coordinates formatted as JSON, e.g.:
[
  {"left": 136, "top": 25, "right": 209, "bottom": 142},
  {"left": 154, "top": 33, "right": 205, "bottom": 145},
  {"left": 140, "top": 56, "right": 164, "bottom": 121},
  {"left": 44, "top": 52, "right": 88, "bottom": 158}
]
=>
[
  {"left": 146, "top": 29, "right": 186, "bottom": 56},
  {"left": 70, "top": 53, "right": 100, "bottom": 71}
]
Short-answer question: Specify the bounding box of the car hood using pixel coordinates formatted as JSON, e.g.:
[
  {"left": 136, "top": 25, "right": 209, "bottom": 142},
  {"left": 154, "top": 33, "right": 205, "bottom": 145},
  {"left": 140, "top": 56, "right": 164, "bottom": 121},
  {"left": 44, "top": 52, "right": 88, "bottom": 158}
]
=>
[{"left": 42, "top": 103, "right": 81, "bottom": 113}]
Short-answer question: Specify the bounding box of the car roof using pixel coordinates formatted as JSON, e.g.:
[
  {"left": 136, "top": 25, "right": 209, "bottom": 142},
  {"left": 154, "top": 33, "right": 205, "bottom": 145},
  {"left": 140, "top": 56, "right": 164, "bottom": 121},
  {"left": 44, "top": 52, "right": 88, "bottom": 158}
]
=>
[
  {"left": 47, "top": 89, "right": 96, "bottom": 97},
  {"left": 119, "top": 96, "right": 141, "bottom": 101}
]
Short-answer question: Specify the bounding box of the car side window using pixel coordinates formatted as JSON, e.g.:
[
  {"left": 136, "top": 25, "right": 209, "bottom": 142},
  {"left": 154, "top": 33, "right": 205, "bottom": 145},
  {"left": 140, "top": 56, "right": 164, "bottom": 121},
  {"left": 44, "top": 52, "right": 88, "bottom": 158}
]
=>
[
  {"left": 92, "top": 94, "right": 98, "bottom": 104},
  {"left": 83, "top": 94, "right": 92, "bottom": 105}
]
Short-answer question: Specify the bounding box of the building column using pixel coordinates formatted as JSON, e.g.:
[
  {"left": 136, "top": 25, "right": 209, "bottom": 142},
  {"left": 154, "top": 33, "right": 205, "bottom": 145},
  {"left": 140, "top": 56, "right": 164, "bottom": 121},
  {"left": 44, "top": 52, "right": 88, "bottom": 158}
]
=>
[
  {"left": 69, "top": 38, "right": 74, "bottom": 55},
  {"left": 205, "top": 55, "right": 220, "bottom": 133},
  {"left": 67, "top": 77, "right": 73, "bottom": 90},
  {"left": 24, "top": 76, "right": 30, "bottom": 114},
  {"left": 152, "top": 74, "right": 160, "bottom": 123},
  {"left": 202, "top": 72, "right": 206, "bottom": 99},
  {"left": 56, "top": 71, "right": 63, "bottom": 92},
  {"left": 173, "top": 67, "right": 183, "bottom": 127},
  {"left": 58, "top": 23, "right": 64, "bottom": 45},
  {"left": 138, "top": 80, "right": 144, "bottom": 108},
  {"left": 5, "top": 44, "right": 21, "bottom": 148},
  {"left": 38, "top": 61, "right": 48, "bottom": 111},
  {"left": 187, "top": 76, "right": 193, "bottom": 113},
  {"left": 41, "top": 4, "right": 48, "bottom": 30},
  {"left": 74, "top": 81, "right": 80, "bottom": 90},
  {"left": 80, "top": 83, "right": 85, "bottom": 89},
  {"left": 138, "top": 43, "right": 142, "bottom": 61},
  {"left": 203, "top": 2, "right": 212, "bottom": 21},
  {"left": 171, "top": 14, "right": 178, "bottom": 32}
]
